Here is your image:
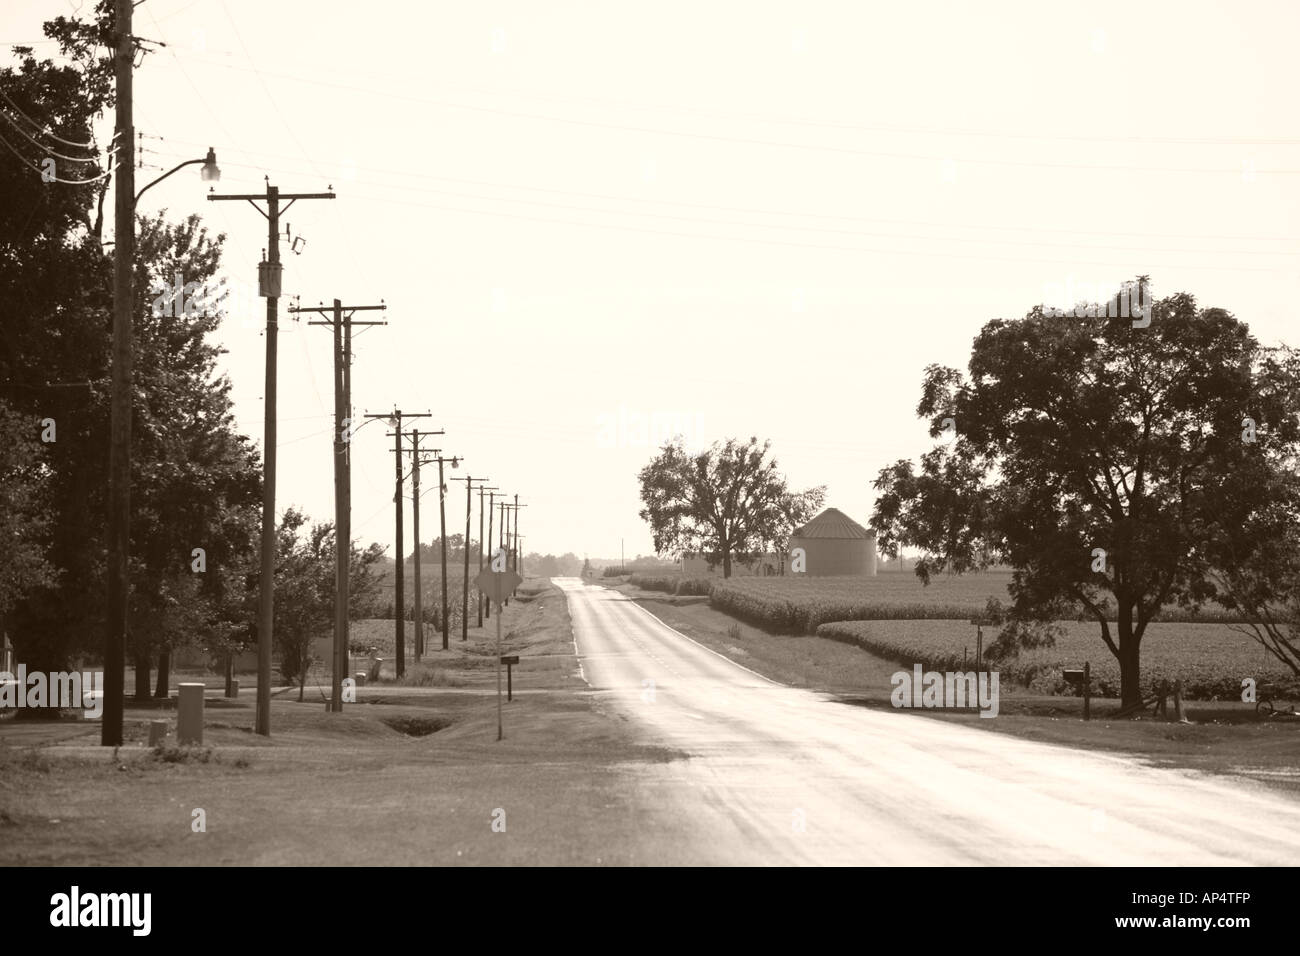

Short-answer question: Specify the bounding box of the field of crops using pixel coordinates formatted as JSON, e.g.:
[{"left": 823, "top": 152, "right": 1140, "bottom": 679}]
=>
[
  {"left": 814, "top": 618, "right": 1294, "bottom": 700},
  {"left": 629, "top": 572, "right": 712, "bottom": 596},
  {"left": 709, "top": 572, "right": 1244, "bottom": 634}
]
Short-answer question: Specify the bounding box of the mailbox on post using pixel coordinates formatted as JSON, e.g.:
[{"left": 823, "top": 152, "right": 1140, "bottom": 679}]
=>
[
  {"left": 1063, "top": 662, "right": 1091, "bottom": 721},
  {"left": 501, "top": 655, "right": 520, "bottom": 701}
]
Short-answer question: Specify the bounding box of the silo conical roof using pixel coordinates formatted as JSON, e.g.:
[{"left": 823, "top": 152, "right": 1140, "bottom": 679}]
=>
[{"left": 791, "top": 507, "right": 874, "bottom": 540}]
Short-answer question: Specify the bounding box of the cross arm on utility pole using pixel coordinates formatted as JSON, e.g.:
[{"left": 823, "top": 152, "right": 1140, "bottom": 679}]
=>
[{"left": 208, "top": 190, "right": 336, "bottom": 209}]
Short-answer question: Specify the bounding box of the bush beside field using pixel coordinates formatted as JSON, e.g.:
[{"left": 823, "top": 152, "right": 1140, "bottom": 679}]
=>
[
  {"left": 710, "top": 573, "right": 1250, "bottom": 635},
  {"left": 814, "top": 619, "right": 1294, "bottom": 700},
  {"left": 629, "top": 572, "right": 712, "bottom": 596}
]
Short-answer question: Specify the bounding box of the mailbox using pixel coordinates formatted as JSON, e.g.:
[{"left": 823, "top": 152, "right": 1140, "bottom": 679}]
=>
[
  {"left": 1062, "top": 662, "right": 1092, "bottom": 721},
  {"left": 501, "top": 656, "right": 520, "bottom": 701}
]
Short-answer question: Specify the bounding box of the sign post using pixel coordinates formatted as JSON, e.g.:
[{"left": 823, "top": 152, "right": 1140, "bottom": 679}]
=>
[{"left": 475, "top": 554, "right": 522, "bottom": 741}]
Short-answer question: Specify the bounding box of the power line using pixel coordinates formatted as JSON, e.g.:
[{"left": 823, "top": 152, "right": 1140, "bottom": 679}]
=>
[
  {"left": 0, "top": 127, "right": 115, "bottom": 182},
  {"left": 157, "top": 153, "right": 1300, "bottom": 272},
  {"left": 0, "top": 108, "right": 101, "bottom": 163},
  {"left": 141, "top": 54, "right": 1300, "bottom": 176},
  {"left": 166, "top": 48, "right": 1300, "bottom": 149},
  {"left": 0, "top": 88, "right": 98, "bottom": 149},
  {"left": 149, "top": 138, "right": 1300, "bottom": 247},
  {"left": 338, "top": 190, "right": 1300, "bottom": 275}
]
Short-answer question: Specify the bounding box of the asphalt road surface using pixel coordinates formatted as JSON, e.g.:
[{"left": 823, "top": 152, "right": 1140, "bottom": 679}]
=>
[{"left": 558, "top": 577, "right": 1300, "bottom": 865}]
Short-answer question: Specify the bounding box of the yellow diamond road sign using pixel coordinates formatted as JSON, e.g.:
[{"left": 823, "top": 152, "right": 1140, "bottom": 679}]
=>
[{"left": 475, "top": 568, "right": 522, "bottom": 607}]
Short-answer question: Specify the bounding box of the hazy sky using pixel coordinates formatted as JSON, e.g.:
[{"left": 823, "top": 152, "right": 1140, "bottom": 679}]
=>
[{"left": 5, "top": 0, "right": 1298, "bottom": 559}]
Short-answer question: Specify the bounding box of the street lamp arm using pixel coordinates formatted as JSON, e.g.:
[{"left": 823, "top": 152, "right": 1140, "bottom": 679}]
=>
[
  {"left": 134, "top": 157, "right": 202, "bottom": 206},
  {"left": 134, "top": 148, "right": 220, "bottom": 206}
]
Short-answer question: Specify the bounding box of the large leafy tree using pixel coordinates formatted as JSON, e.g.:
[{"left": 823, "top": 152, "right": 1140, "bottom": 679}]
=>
[
  {"left": 1, "top": 11, "right": 117, "bottom": 671},
  {"left": 871, "top": 279, "right": 1300, "bottom": 706},
  {"left": 639, "top": 436, "right": 825, "bottom": 578},
  {"left": 1198, "top": 351, "right": 1300, "bottom": 677},
  {"left": 126, "top": 213, "right": 262, "bottom": 697},
  {"left": 1, "top": 4, "right": 263, "bottom": 683}
]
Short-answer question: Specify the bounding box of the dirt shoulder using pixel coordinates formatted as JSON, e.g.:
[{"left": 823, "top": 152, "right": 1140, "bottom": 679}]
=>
[
  {"left": 0, "top": 580, "right": 685, "bottom": 866},
  {"left": 618, "top": 582, "right": 1300, "bottom": 796}
]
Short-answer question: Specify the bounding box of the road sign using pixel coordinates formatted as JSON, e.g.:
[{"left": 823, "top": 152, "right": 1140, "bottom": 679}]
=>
[
  {"left": 475, "top": 567, "right": 522, "bottom": 608},
  {"left": 474, "top": 567, "right": 522, "bottom": 741}
]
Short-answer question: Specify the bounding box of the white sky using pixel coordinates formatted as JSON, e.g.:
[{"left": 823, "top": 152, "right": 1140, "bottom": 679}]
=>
[{"left": 4, "top": 0, "right": 1298, "bottom": 559}]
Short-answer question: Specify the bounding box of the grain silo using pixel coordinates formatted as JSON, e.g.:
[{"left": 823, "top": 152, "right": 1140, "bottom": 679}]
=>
[{"left": 788, "top": 507, "right": 877, "bottom": 576}]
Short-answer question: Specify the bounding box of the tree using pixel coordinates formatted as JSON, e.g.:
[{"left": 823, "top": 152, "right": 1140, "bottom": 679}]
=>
[
  {"left": 0, "top": 403, "right": 55, "bottom": 621},
  {"left": 1198, "top": 352, "right": 1300, "bottom": 676},
  {"left": 1, "top": 22, "right": 117, "bottom": 673},
  {"left": 871, "top": 279, "right": 1300, "bottom": 706},
  {"left": 127, "top": 212, "right": 263, "bottom": 697},
  {"left": 271, "top": 509, "right": 386, "bottom": 700},
  {"left": 638, "top": 436, "right": 824, "bottom": 578},
  {"left": 1, "top": 7, "right": 264, "bottom": 687}
]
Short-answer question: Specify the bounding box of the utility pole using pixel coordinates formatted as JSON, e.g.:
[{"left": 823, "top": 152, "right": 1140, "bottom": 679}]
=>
[
  {"left": 209, "top": 182, "right": 334, "bottom": 735},
  {"left": 516, "top": 536, "right": 525, "bottom": 577},
  {"left": 104, "top": 0, "right": 136, "bottom": 746},
  {"left": 405, "top": 430, "right": 430, "bottom": 660},
  {"left": 499, "top": 500, "right": 508, "bottom": 606},
  {"left": 477, "top": 485, "right": 496, "bottom": 628},
  {"left": 423, "top": 452, "right": 460, "bottom": 650},
  {"left": 365, "top": 408, "right": 433, "bottom": 677},
  {"left": 485, "top": 491, "right": 499, "bottom": 619},
  {"left": 509, "top": 499, "right": 528, "bottom": 595},
  {"left": 294, "top": 300, "right": 385, "bottom": 710},
  {"left": 452, "top": 477, "right": 487, "bottom": 642}
]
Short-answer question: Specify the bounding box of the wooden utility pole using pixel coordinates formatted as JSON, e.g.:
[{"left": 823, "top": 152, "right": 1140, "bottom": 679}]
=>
[
  {"left": 409, "top": 431, "right": 426, "bottom": 660},
  {"left": 451, "top": 477, "right": 487, "bottom": 642},
  {"left": 291, "top": 300, "right": 385, "bottom": 710},
  {"left": 423, "top": 453, "right": 460, "bottom": 650},
  {"left": 104, "top": 0, "right": 136, "bottom": 746},
  {"left": 503, "top": 501, "right": 527, "bottom": 597},
  {"left": 365, "top": 409, "right": 433, "bottom": 677},
  {"left": 209, "top": 184, "right": 334, "bottom": 735},
  {"left": 477, "top": 485, "right": 497, "bottom": 628},
  {"left": 500, "top": 500, "right": 508, "bottom": 606},
  {"left": 485, "top": 491, "right": 498, "bottom": 619}
]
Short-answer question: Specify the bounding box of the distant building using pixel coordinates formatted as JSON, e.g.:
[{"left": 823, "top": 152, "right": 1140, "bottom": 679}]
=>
[{"left": 788, "top": 507, "right": 877, "bottom": 576}]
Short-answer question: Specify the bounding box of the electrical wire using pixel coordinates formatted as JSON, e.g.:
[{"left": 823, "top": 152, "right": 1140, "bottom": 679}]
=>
[
  {"left": 148, "top": 138, "right": 1300, "bottom": 247},
  {"left": 147, "top": 53, "right": 1300, "bottom": 176},
  {"left": 0, "top": 127, "right": 115, "bottom": 182},
  {"left": 170, "top": 47, "right": 1300, "bottom": 149},
  {"left": 0, "top": 107, "right": 101, "bottom": 163},
  {"left": 0, "top": 88, "right": 98, "bottom": 149},
  {"left": 164, "top": 160, "right": 1300, "bottom": 275}
]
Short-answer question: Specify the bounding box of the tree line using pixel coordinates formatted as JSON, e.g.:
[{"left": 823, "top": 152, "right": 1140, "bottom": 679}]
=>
[
  {"left": 636, "top": 278, "right": 1300, "bottom": 707},
  {"left": 0, "top": 10, "right": 384, "bottom": 704}
]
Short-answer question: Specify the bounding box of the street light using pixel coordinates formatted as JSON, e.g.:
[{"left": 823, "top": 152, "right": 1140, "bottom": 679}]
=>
[
  {"left": 134, "top": 147, "right": 220, "bottom": 205},
  {"left": 105, "top": 135, "right": 219, "bottom": 747}
]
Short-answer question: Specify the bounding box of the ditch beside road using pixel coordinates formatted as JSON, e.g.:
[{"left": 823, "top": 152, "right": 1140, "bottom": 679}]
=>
[{"left": 0, "top": 581, "right": 687, "bottom": 866}]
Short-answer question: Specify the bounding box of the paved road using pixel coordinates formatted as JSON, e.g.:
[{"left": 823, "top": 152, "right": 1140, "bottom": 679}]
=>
[{"left": 558, "top": 577, "right": 1300, "bottom": 865}]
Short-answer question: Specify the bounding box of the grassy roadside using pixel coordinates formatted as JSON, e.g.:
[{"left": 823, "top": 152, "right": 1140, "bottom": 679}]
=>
[
  {"left": 0, "top": 580, "right": 685, "bottom": 866},
  {"left": 612, "top": 581, "right": 1300, "bottom": 795}
]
